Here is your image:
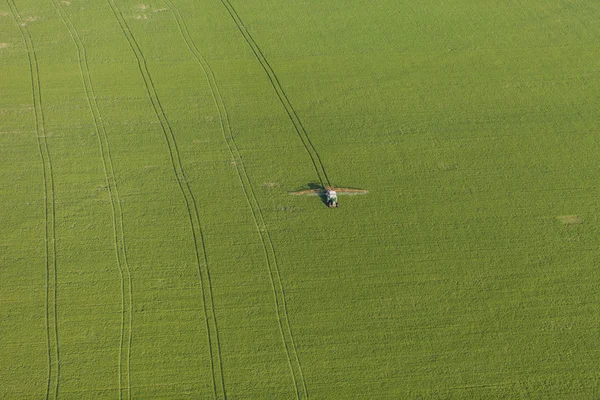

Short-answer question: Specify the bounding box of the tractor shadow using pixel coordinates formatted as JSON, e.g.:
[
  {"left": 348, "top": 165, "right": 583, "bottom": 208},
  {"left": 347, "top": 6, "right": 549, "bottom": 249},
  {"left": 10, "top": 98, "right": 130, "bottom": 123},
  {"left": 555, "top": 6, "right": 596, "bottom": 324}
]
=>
[{"left": 306, "top": 182, "right": 328, "bottom": 206}]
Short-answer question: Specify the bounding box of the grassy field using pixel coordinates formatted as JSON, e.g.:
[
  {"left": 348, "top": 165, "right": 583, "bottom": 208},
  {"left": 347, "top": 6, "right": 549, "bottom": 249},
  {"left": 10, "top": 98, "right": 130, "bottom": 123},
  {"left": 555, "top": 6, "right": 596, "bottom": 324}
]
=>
[{"left": 2, "top": 0, "right": 600, "bottom": 398}]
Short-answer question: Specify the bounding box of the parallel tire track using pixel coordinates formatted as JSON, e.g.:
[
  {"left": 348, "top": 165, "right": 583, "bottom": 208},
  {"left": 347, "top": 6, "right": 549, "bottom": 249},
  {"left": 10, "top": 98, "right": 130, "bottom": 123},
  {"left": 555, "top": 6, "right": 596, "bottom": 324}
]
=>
[
  {"left": 217, "top": 0, "right": 331, "bottom": 189},
  {"left": 7, "top": 1, "right": 60, "bottom": 398},
  {"left": 104, "top": 1, "right": 226, "bottom": 398},
  {"left": 47, "top": 1, "right": 133, "bottom": 398},
  {"left": 163, "top": 1, "right": 308, "bottom": 398}
]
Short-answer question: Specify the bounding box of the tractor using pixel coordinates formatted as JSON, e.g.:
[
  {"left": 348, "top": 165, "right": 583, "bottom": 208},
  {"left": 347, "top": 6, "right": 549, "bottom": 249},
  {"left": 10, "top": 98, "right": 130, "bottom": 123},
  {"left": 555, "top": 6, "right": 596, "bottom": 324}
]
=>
[{"left": 326, "top": 188, "right": 339, "bottom": 208}]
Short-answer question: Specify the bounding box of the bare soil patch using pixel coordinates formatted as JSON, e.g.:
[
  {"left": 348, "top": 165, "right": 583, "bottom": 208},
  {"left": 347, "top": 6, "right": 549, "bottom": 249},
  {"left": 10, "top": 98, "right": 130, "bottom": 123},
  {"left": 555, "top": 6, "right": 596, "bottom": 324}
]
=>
[
  {"left": 438, "top": 162, "right": 458, "bottom": 171},
  {"left": 20, "top": 16, "right": 40, "bottom": 26},
  {"left": 557, "top": 215, "right": 583, "bottom": 226}
]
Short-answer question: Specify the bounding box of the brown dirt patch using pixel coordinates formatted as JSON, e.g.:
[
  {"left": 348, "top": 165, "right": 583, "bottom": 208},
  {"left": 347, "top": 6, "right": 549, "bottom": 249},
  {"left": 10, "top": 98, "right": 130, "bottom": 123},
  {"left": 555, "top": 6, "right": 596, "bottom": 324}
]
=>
[
  {"left": 20, "top": 16, "right": 40, "bottom": 26},
  {"left": 0, "top": 43, "right": 9, "bottom": 49},
  {"left": 557, "top": 215, "right": 583, "bottom": 226},
  {"left": 438, "top": 162, "right": 458, "bottom": 171}
]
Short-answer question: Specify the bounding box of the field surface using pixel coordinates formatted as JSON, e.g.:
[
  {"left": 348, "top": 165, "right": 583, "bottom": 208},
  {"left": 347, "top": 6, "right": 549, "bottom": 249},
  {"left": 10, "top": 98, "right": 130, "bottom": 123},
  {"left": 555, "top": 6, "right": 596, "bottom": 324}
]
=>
[{"left": 2, "top": 0, "right": 600, "bottom": 398}]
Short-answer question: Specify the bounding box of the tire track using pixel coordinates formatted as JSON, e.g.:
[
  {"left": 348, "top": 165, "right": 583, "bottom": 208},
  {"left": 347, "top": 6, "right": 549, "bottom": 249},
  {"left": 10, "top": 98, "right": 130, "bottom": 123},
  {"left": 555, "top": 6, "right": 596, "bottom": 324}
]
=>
[
  {"left": 163, "top": 1, "right": 308, "bottom": 398},
  {"left": 217, "top": 0, "right": 331, "bottom": 189},
  {"left": 47, "top": 1, "right": 133, "bottom": 398},
  {"left": 7, "top": 0, "right": 60, "bottom": 398},
  {"left": 104, "top": 1, "right": 226, "bottom": 398}
]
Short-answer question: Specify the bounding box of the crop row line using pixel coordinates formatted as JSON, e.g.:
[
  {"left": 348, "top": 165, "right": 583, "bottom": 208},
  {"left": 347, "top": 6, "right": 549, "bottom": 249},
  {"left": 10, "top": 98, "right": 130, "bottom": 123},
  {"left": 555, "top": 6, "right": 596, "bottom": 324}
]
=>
[
  {"left": 46, "top": 0, "right": 134, "bottom": 398},
  {"left": 163, "top": 1, "right": 308, "bottom": 398},
  {"left": 7, "top": 0, "right": 60, "bottom": 398},
  {"left": 104, "top": 0, "right": 226, "bottom": 398},
  {"left": 217, "top": 0, "right": 331, "bottom": 189}
]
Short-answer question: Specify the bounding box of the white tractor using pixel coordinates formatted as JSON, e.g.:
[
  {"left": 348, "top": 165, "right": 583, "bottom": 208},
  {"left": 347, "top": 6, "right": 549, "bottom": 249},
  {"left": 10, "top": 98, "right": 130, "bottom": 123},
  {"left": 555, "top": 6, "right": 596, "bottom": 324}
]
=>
[{"left": 326, "top": 187, "right": 339, "bottom": 208}]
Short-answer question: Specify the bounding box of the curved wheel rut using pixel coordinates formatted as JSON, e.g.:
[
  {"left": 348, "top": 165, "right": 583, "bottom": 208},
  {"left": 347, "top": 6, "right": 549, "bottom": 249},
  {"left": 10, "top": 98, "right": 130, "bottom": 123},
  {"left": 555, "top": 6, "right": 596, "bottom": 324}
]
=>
[
  {"left": 163, "top": 1, "right": 308, "bottom": 398},
  {"left": 105, "top": 0, "right": 226, "bottom": 398},
  {"left": 7, "top": 0, "right": 60, "bottom": 398},
  {"left": 47, "top": 1, "right": 134, "bottom": 398},
  {"left": 217, "top": 0, "right": 331, "bottom": 189}
]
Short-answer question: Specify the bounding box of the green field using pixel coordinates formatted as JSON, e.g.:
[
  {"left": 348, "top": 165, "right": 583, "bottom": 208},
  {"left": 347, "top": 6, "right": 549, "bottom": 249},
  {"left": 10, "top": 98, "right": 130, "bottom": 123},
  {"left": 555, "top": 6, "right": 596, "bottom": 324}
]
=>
[{"left": 2, "top": 0, "right": 600, "bottom": 398}]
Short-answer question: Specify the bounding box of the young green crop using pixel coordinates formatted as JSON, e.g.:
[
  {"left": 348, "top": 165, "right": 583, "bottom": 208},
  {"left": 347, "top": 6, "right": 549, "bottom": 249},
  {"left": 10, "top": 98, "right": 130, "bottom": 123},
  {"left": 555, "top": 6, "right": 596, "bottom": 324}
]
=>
[{"left": 1, "top": 0, "right": 600, "bottom": 398}]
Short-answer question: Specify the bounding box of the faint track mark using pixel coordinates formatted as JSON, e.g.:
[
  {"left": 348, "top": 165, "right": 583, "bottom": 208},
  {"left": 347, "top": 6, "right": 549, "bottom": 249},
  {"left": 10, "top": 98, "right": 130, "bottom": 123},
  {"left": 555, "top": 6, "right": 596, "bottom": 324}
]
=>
[
  {"left": 47, "top": 1, "right": 134, "bottom": 398},
  {"left": 163, "top": 1, "right": 308, "bottom": 398},
  {"left": 7, "top": 0, "right": 60, "bottom": 398},
  {"left": 104, "top": 0, "right": 226, "bottom": 398}
]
